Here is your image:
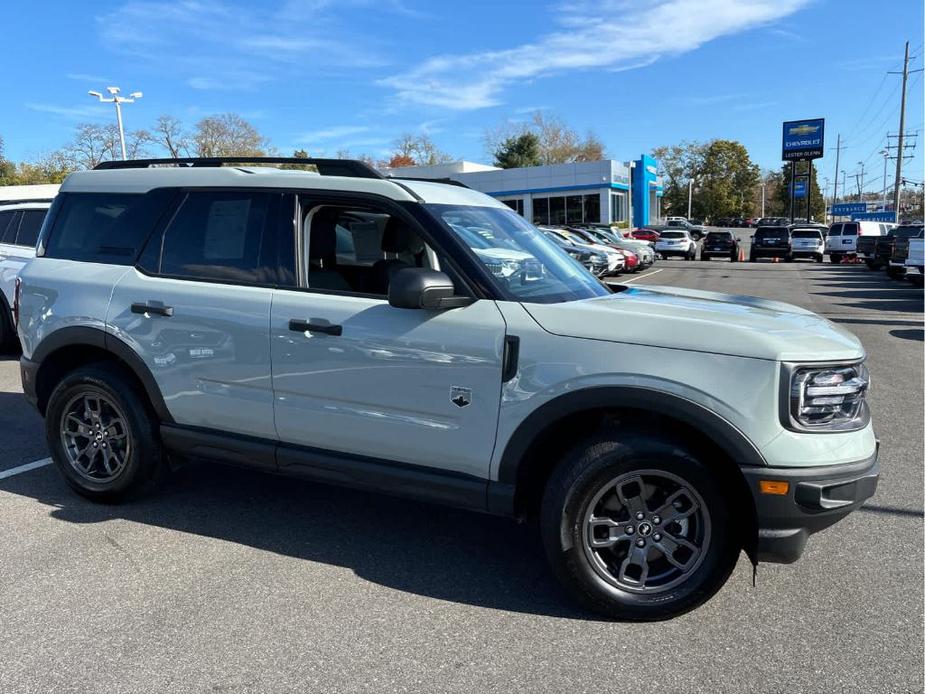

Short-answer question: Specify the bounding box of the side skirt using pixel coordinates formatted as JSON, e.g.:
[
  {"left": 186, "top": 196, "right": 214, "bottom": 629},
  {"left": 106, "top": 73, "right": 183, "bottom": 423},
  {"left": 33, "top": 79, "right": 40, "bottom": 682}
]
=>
[{"left": 160, "top": 423, "right": 511, "bottom": 516}]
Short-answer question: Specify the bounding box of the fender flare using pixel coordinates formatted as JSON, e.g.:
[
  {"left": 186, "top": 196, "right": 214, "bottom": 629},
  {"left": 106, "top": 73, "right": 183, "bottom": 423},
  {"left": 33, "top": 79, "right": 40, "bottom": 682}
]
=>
[
  {"left": 496, "top": 385, "right": 767, "bottom": 487},
  {"left": 31, "top": 325, "right": 173, "bottom": 422}
]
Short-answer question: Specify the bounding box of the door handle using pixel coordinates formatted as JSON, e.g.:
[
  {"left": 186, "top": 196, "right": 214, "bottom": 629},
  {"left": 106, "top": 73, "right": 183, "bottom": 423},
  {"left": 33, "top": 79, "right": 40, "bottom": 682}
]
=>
[
  {"left": 131, "top": 302, "right": 174, "bottom": 317},
  {"left": 289, "top": 319, "right": 342, "bottom": 336}
]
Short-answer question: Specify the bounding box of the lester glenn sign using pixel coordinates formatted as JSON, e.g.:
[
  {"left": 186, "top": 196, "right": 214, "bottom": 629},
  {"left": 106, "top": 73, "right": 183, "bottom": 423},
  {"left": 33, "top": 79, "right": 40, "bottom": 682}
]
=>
[{"left": 782, "top": 119, "right": 825, "bottom": 161}]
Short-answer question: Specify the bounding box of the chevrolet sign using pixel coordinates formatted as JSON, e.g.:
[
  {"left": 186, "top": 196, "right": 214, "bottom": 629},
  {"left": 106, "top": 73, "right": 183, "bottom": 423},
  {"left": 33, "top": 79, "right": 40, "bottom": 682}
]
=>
[{"left": 782, "top": 118, "right": 825, "bottom": 161}]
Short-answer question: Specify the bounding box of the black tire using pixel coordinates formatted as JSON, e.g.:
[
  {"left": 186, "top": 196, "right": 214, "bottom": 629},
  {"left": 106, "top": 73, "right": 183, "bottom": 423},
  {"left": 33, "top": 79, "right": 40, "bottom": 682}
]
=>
[
  {"left": 815, "top": 254, "right": 823, "bottom": 263},
  {"left": 829, "top": 253, "right": 842, "bottom": 264},
  {"left": 730, "top": 252, "right": 738, "bottom": 263},
  {"left": 749, "top": 254, "right": 757, "bottom": 263},
  {"left": 0, "top": 300, "right": 16, "bottom": 353},
  {"left": 864, "top": 259, "right": 878, "bottom": 271},
  {"left": 784, "top": 254, "right": 794, "bottom": 263},
  {"left": 886, "top": 267, "right": 906, "bottom": 280},
  {"left": 700, "top": 254, "right": 709, "bottom": 261},
  {"left": 45, "top": 363, "right": 166, "bottom": 502},
  {"left": 541, "top": 431, "right": 739, "bottom": 621}
]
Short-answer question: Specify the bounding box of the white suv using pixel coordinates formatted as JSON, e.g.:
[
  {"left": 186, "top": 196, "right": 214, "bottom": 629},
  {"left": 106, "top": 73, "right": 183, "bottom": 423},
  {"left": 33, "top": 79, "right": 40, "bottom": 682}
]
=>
[
  {"left": 655, "top": 229, "right": 696, "bottom": 260},
  {"left": 16, "top": 157, "right": 878, "bottom": 620},
  {"left": 0, "top": 201, "right": 51, "bottom": 349}
]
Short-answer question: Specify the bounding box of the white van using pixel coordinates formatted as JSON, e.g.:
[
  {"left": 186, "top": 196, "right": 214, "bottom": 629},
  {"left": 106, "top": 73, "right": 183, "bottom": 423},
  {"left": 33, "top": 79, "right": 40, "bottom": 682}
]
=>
[{"left": 825, "top": 221, "right": 895, "bottom": 262}]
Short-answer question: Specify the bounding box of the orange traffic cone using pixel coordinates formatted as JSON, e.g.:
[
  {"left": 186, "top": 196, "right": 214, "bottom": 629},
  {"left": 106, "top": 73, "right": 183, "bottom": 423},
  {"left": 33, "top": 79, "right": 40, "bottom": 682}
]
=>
[{"left": 738, "top": 247, "right": 746, "bottom": 262}]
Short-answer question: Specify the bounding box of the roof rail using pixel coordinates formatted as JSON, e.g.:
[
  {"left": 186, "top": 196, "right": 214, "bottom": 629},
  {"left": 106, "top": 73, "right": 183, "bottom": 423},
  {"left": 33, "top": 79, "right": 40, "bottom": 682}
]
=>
[
  {"left": 93, "top": 157, "right": 385, "bottom": 179},
  {"left": 389, "top": 175, "right": 472, "bottom": 190}
]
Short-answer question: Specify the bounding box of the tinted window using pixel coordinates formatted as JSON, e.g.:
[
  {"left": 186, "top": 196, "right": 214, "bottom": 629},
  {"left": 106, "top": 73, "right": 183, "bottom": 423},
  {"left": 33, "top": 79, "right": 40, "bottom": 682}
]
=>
[
  {"left": 661, "top": 231, "right": 686, "bottom": 239},
  {"left": 893, "top": 225, "right": 924, "bottom": 238},
  {"left": 828, "top": 224, "right": 842, "bottom": 236},
  {"left": 15, "top": 209, "right": 46, "bottom": 248},
  {"left": 158, "top": 191, "right": 288, "bottom": 285},
  {"left": 706, "top": 231, "right": 731, "bottom": 240},
  {"left": 842, "top": 223, "right": 859, "bottom": 236},
  {"left": 792, "top": 230, "right": 822, "bottom": 239},
  {"left": 45, "top": 191, "right": 175, "bottom": 264},
  {"left": 754, "top": 227, "right": 789, "bottom": 239},
  {"left": 0, "top": 211, "right": 20, "bottom": 244}
]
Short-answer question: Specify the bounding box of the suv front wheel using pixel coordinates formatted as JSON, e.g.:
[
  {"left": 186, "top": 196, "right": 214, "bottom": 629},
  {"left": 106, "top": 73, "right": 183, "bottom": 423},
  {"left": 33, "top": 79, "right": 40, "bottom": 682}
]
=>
[
  {"left": 541, "top": 431, "right": 739, "bottom": 620},
  {"left": 46, "top": 363, "right": 166, "bottom": 501}
]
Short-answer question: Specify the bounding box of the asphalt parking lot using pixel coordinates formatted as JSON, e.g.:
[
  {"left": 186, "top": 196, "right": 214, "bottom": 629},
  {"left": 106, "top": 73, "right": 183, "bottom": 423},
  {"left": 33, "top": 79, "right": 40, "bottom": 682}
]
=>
[{"left": 0, "top": 246, "right": 922, "bottom": 693}]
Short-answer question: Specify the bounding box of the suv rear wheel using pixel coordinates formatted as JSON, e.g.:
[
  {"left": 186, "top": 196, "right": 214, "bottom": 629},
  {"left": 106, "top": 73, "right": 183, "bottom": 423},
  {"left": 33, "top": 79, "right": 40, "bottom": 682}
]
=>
[
  {"left": 0, "top": 303, "right": 15, "bottom": 353},
  {"left": 541, "top": 431, "right": 739, "bottom": 620},
  {"left": 45, "top": 363, "right": 166, "bottom": 501}
]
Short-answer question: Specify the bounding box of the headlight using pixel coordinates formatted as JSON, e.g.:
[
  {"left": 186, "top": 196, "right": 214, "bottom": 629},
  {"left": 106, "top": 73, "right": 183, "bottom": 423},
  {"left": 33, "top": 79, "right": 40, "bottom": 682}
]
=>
[{"left": 785, "top": 362, "right": 870, "bottom": 431}]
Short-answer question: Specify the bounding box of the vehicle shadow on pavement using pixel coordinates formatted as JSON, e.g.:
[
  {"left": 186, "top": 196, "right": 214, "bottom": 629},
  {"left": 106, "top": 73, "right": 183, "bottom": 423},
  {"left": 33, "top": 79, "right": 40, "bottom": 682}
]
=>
[
  {"left": 1, "top": 461, "right": 593, "bottom": 620},
  {"left": 810, "top": 267, "right": 925, "bottom": 314}
]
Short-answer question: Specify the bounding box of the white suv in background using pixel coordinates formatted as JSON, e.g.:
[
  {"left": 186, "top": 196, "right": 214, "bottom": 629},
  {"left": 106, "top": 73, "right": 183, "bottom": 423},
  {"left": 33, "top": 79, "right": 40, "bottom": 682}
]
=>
[
  {"left": 655, "top": 229, "right": 696, "bottom": 260},
  {"left": 0, "top": 201, "right": 51, "bottom": 349}
]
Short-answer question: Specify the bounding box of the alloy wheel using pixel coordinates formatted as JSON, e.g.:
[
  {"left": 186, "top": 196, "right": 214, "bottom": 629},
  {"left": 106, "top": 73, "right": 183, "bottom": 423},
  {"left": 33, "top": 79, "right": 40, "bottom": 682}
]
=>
[
  {"left": 59, "top": 390, "right": 132, "bottom": 483},
  {"left": 582, "top": 470, "right": 711, "bottom": 594}
]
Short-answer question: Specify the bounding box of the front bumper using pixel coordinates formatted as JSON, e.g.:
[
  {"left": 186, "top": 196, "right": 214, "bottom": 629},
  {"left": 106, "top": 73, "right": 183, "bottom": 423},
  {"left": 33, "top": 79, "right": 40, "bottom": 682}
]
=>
[{"left": 741, "top": 444, "right": 879, "bottom": 563}]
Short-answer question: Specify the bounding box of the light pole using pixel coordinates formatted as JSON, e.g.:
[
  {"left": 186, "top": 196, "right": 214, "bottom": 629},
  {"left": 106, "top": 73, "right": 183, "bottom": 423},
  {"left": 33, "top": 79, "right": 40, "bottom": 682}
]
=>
[
  {"left": 687, "top": 177, "right": 697, "bottom": 219},
  {"left": 88, "top": 86, "right": 143, "bottom": 160},
  {"left": 822, "top": 177, "right": 830, "bottom": 223},
  {"left": 841, "top": 170, "right": 847, "bottom": 201}
]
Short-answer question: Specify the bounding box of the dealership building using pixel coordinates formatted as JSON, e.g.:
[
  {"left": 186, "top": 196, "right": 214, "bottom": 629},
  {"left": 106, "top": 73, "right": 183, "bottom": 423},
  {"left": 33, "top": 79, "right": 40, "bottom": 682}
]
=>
[{"left": 384, "top": 156, "right": 663, "bottom": 228}]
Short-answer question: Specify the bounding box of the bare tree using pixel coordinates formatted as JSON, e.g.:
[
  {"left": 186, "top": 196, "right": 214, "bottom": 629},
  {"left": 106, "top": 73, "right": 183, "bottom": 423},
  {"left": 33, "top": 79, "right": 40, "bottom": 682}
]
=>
[
  {"left": 389, "top": 133, "right": 453, "bottom": 167},
  {"left": 194, "top": 113, "right": 269, "bottom": 157},
  {"left": 153, "top": 115, "right": 191, "bottom": 158},
  {"left": 484, "top": 111, "right": 606, "bottom": 166}
]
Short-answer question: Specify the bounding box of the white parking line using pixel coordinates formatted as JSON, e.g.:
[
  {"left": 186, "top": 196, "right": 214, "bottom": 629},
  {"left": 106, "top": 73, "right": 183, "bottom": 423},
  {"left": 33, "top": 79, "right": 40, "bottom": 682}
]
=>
[
  {"left": 618, "top": 269, "right": 663, "bottom": 284},
  {"left": 0, "top": 457, "right": 52, "bottom": 480}
]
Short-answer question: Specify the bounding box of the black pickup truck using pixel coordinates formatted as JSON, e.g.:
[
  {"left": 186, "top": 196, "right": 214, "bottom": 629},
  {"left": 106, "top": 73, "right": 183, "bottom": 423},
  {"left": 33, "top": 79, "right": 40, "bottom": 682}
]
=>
[
  {"left": 886, "top": 223, "right": 925, "bottom": 278},
  {"left": 857, "top": 234, "right": 882, "bottom": 269}
]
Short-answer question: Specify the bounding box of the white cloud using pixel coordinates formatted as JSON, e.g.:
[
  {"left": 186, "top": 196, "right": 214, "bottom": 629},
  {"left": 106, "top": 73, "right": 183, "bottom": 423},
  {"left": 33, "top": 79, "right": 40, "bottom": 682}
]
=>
[
  {"left": 298, "top": 125, "right": 372, "bottom": 142},
  {"left": 381, "top": 0, "right": 811, "bottom": 110},
  {"left": 25, "top": 103, "right": 110, "bottom": 119},
  {"left": 66, "top": 73, "right": 113, "bottom": 84}
]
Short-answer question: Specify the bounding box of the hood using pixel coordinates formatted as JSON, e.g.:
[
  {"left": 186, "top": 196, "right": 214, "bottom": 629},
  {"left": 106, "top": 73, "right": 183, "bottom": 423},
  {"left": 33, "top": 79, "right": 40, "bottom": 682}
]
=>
[{"left": 523, "top": 285, "right": 865, "bottom": 362}]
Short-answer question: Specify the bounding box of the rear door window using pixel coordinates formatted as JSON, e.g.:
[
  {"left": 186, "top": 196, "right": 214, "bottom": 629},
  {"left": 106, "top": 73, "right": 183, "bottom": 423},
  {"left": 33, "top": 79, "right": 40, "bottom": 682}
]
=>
[
  {"left": 15, "top": 209, "right": 47, "bottom": 248},
  {"left": 843, "top": 223, "right": 859, "bottom": 236},
  {"left": 154, "top": 191, "right": 294, "bottom": 286},
  {"left": 828, "top": 224, "right": 842, "bottom": 236},
  {"left": 0, "top": 210, "right": 21, "bottom": 244}
]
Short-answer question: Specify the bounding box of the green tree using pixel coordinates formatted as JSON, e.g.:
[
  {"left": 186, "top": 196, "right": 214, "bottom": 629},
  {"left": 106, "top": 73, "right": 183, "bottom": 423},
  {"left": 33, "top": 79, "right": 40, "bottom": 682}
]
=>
[
  {"left": 493, "top": 132, "right": 541, "bottom": 168},
  {"left": 774, "top": 161, "right": 824, "bottom": 221},
  {"left": 697, "top": 140, "right": 761, "bottom": 220}
]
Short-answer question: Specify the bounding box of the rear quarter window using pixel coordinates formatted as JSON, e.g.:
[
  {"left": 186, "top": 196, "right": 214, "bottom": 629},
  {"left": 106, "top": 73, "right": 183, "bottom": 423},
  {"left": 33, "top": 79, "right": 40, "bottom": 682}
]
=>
[
  {"left": 0, "top": 210, "right": 21, "bottom": 244},
  {"left": 43, "top": 190, "right": 177, "bottom": 265},
  {"left": 15, "top": 209, "right": 47, "bottom": 248},
  {"left": 842, "top": 223, "right": 859, "bottom": 236}
]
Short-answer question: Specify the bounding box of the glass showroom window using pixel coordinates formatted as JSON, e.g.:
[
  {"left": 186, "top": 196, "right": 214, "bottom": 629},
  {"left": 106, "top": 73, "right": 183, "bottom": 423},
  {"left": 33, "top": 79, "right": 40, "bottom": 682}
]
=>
[
  {"left": 611, "top": 192, "right": 627, "bottom": 223},
  {"left": 532, "top": 193, "right": 601, "bottom": 226},
  {"left": 501, "top": 198, "right": 525, "bottom": 216}
]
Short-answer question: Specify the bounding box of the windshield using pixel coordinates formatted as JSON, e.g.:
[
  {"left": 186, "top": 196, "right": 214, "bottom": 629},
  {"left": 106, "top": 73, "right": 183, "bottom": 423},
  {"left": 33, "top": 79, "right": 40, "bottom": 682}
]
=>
[
  {"left": 428, "top": 204, "right": 610, "bottom": 304},
  {"left": 661, "top": 231, "right": 686, "bottom": 239}
]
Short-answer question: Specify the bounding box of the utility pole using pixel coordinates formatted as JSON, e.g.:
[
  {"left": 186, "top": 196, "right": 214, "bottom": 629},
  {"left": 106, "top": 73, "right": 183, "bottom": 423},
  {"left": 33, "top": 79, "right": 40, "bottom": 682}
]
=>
[
  {"left": 887, "top": 41, "right": 922, "bottom": 222},
  {"left": 856, "top": 161, "right": 865, "bottom": 198},
  {"left": 761, "top": 180, "right": 766, "bottom": 218},
  {"left": 88, "top": 86, "right": 143, "bottom": 160},
  {"left": 831, "top": 133, "right": 845, "bottom": 203},
  {"left": 687, "top": 178, "right": 695, "bottom": 219},
  {"left": 823, "top": 177, "right": 830, "bottom": 222}
]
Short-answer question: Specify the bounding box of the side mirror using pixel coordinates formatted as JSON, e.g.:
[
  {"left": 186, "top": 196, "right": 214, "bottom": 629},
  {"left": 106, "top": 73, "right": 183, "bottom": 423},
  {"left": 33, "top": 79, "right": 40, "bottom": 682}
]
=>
[{"left": 388, "top": 268, "right": 474, "bottom": 310}]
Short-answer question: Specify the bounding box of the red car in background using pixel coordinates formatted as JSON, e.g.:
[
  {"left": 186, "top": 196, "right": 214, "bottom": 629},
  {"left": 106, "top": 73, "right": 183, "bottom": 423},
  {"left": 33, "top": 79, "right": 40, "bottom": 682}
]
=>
[
  {"left": 630, "top": 228, "right": 660, "bottom": 243},
  {"left": 617, "top": 248, "right": 639, "bottom": 271}
]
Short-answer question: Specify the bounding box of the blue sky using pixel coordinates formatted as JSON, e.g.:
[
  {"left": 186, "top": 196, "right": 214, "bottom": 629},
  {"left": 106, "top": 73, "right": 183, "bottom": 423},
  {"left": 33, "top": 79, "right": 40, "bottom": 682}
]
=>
[{"left": 2, "top": 0, "right": 922, "bottom": 195}]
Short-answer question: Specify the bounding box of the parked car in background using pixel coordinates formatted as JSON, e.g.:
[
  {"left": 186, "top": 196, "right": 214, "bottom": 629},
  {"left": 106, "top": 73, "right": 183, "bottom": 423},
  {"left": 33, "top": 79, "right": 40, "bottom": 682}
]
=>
[
  {"left": 826, "top": 221, "right": 894, "bottom": 264},
  {"left": 757, "top": 217, "right": 788, "bottom": 227},
  {"left": 655, "top": 229, "right": 697, "bottom": 259},
  {"left": 905, "top": 237, "right": 924, "bottom": 286},
  {"left": 856, "top": 223, "right": 899, "bottom": 268},
  {"left": 567, "top": 225, "right": 655, "bottom": 270},
  {"left": 0, "top": 201, "right": 51, "bottom": 349},
  {"left": 700, "top": 230, "right": 740, "bottom": 261},
  {"left": 630, "top": 228, "right": 660, "bottom": 243},
  {"left": 886, "top": 223, "right": 925, "bottom": 279},
  {"left": 789, "top": 227, "right": 825, "bottom": 262},
  {"left": 541, "top": 227, "right": 624, "bottom": 275},
  {"left": 542, "top": 229, "right": 610, "bottom": 277},
  {"left": 750, "top": 226, "right": 792, "bottom": 262},
  {"left": 649, "top": 220, "right": 705, "bottom": 241}
]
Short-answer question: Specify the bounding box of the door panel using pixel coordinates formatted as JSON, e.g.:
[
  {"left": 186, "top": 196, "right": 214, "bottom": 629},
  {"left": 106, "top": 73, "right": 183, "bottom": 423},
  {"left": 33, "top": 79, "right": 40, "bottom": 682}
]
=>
[
  {"left": 108, "top": 269, "right": 275, "bottom": 438},
  {"left": 270, "top": 291, "right": 507, "bottom": 478}
]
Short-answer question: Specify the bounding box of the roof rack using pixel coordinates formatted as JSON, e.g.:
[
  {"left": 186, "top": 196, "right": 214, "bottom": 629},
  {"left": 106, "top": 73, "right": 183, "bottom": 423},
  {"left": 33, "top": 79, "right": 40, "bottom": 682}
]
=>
[{"left": 93, "top": 157, "right": 385, "bottom": 179}]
